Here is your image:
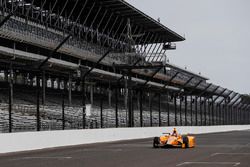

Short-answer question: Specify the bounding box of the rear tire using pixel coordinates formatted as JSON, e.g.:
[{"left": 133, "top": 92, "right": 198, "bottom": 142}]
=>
[
  {"left": 153, "top": 137, "right": 160, "bottom": 148},
  {"left": 182, "top": 136, "right": 189, "bottom": 148}
]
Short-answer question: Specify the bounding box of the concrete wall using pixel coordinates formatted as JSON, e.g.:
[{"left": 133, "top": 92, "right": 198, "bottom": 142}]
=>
[{"left": 1, "top": 125, "right": 250, "bottom": 154}]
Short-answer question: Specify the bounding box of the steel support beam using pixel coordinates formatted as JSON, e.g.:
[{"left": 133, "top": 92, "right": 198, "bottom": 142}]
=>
[
  {"left": 81, "top": 76, "right": 86, "bottom": 129},
  {"left": 38, "top": 35, "right": 71, "bottom": 69},
  {"left": 174, "top": 95, "right": 177, "bottom": 126},
  {"left": 217, "top": 91, "right": 233, "bottom": 125},
  {"left": 195, "top": 96, "right": 198, "bottom": 126},
  {"left": 140, "top": 90, "right": 143, "bottom": 127},
  {"left": 150, "top": 93, "right": 153, "bottom": 127},
  {"left": 162, "top": 72, "right": 180, "bottom": 89},
  {"left": 100, "top": 93, "right": 103, "bottom": 128},
  {"left": 190, "top": 96, "right": 193, "bottom": 126},
  {"left": 200, "top": 97, "right": 203, "bottom": 126},
  {"left": 82, "top": 50, "right": 110, "bottom": 78},
  {"left": 184, "top": 95, "right": 187, "bottom": 126},
  {"left": 209, "top": 86, "right": 220, "bottom": 125},
  {"left": 128, "top": 73, "right": 133, "bottom": 127},
  {"left": 62, "top": 89, "right": 65, "bottom": 130},
  {"left": 167, "top": 91, "right": 170, "bottom": 126},
  {"left": 213, "top": 88, "right": 227, "bottom": 124},
  {"left": 8, "top": 64, "right": 13, "bottom": 133},
  {"left": 142, "top": 67, "right": 162, "bottom": 87},
  {"left": 42, "top": 71, "right": 46, "bottom": 105},
  {"left": 179, "top": 97, "right": 182, "bottom": 126},
  {"left": 158, "top": 93, "right": 161, "bottom": 127},
  {"left": 115, "top": 86, "right": 119, "bottom": 128},
  {"left": 36, "top": 75, "right": 40, "bottom": 131},
  {"left": 0, "top": 12, "right": 13, "bottom": 28}
]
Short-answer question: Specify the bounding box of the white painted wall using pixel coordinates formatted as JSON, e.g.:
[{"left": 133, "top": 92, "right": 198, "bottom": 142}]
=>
[{"left": 1, "top": 125, "right": 250, "bottom": 154}]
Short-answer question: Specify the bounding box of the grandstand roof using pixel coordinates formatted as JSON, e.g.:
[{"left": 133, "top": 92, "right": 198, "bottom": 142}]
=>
[{"left": 27, "top": 0, "right": 185, "bottom": 44}]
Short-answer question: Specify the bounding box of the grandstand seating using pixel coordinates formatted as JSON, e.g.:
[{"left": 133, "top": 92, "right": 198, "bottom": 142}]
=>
[{"left": 0, "top": 83, "right": 209, "bottom": 133}]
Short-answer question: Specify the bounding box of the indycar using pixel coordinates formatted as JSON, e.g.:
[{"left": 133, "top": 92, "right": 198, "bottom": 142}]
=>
[{"left": 153, "top": 129, "right": 195, "bottom": 148}]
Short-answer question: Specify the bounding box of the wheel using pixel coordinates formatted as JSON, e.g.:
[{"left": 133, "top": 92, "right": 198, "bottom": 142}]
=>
[
  {"left": 153, "top": 137, "right": 160, "bottom": 148},
  {"left": 182, "top": 136, "right": 189, "bottom": 148}
]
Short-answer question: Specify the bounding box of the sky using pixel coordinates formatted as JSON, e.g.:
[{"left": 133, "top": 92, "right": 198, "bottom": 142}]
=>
[{"left": 126, "top": 0, "right": 250, "bottom": 94}]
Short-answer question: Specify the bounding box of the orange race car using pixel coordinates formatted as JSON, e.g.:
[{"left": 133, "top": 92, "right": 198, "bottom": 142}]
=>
[{"left": 153, "top": 128, "right": 195, "bottom": 148}]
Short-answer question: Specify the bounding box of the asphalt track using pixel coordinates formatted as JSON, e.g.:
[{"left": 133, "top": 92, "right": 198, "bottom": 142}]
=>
[{"left": 1, "top": 130, "right": 250, "bottom": 167}]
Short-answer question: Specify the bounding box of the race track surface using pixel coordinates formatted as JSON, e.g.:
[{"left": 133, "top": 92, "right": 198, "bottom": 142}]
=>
[{"left": 1, "top": 130, "right": 250, "bottom": 167}]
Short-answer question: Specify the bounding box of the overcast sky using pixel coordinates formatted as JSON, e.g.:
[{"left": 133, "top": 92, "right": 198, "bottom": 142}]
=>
[{"left": 126, "top": 0, "right": 250, "bottom": 94}]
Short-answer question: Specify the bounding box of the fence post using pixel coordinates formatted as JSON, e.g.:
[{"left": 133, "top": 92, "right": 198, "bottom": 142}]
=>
[
  {"left": 62, "top": 90, "right": 65, "bottom": 130},
  {"left": 8, "top": 65, "right": 13, "bottom": 133},
  {"left": 100, "top": 91, "right": 103, "bottom": 128},
  {"left": 36, "top": 75, "right": 40, "bottom": 131}
]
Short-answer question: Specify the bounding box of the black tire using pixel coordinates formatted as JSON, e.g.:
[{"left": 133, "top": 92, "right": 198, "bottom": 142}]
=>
[
  {"left": 182, "top": 136, "right": 189, "bottom": 148},
  {"left": 153, "top": 137, "right": 160, "bottom": 148}
]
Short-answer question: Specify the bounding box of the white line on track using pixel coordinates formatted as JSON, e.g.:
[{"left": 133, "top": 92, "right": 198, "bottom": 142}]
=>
[
  {"left": 176, "top": 162, "right": 240, "bottom": 166},
  {"left": 12, "top": 157, "right": 72, "bottom": 160},
  {"left": 211, "top": 153, "right": 250, "bottom": 156}
]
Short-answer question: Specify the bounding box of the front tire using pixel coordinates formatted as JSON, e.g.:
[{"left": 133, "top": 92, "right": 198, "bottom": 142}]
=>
[{"left": 153, "top": 137, "right": 160, "bottom": 148}]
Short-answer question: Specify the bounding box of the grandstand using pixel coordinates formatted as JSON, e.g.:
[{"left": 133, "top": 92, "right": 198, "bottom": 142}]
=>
[{"left": 0, "top": 0, "right": 249, "bottom": 133}]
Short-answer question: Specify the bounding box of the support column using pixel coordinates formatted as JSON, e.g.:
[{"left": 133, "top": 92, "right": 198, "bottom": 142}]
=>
[
  {"left": 68, "top": 73, "right": 72, "bottom": 106},
  {"left": 200, "top": 97, "right": 203, "bottom": 126},
  {"left": 150, "top": 93, "right": 153, "bottom": 127},
  {"left": 167, "top": 92, "right": 170, "bottom": 126},
  {"left": 57, "top": 78, "right": 60, "bottom": 90},
  {"left": 195, "top": 96, "right": 198, "bottom": 126},
  {"left": 24, "top": 73, "right": 28, "bottom": 85},
  {"left": 204, "top": 98, "right": 207, "bottom": 126},
  {"left": 179, "top": 97, "right": 182, "bottom": 126},
  {"left": 140, "top": 90, "right": 143, "bottom": 127},
  {"left": 215, "top": 104, "right": 218, "bottom": 125},
  {"left": 42, "top": 71, "right": 46, "bottom": 105},
  {"left": 248, "top": 107, "right": 250, "bottom": 124},
  {"left": 219, "top": 104, "right": 222, "bottom": 125},
  {"left": 236, "top": 106, "right": 239, "bottom": 124},
  {"left": 174, "top": 95, "right": 177, "bottom": 126},
  {"left": 190, "top": 96, "right": 193, "bottom": 126},
  {"left": 225, "top": 102, "right": 229, "bottom": 125},
  {"left": 90, "top": 85, "right": 94, "bottom": 105},
  {"left": 108, "top": 87, "right": 112, "bottom": 107},
  {"left": 62, "top": 89, "right": 65, "bottom": 130},
  {"left": 100, "top": 92, "right": 103, "bottom": 128},
  {"left": 234, "top": 106, "right": 236, "bottom": 125},
  {"left": 230, "top": 105, "right": 233, "bottom": 125},
  {"left": 115, "top": 86, "right": 118, "bottom": 128},
  {"left": 247, "top": 107, "right": 250, "bottom": 125},
  {"left": 36, "top": 75, "right": 40, "bottom": 131},
  {"left": 185, "top": 95, "right": 187, "bottom": 126},
  {"left": 233, "top": 106, "right": 236, "bottom": 125},
  {"left": 51, "top": 78, "right": 54, "bottom": 89},
  {"left": 13, "top": 70, "right": 17, "bottom": 84},
  {"left": 211, "top": 99, "right": 214, "bottom": 125},
  {"left": 8, "top": 65, "right": 13, "bottom": 133},
  {"left": 208, "top": 101, "right": 211, "bottom": 125},
  {"left": 158, "top": 93, "right": 161, "bottom": 127},
  {"left": 128, "top": 74, "right": 133, "bottom": 127},
  {"left": 82, "top": 77, "right": 86, "bottom": 129},
  {"left": 4, "top": 70, "right": 8, "bottom": 82},
  {"left": 222, "top": 104, "right": 225, "bottom": 125}
]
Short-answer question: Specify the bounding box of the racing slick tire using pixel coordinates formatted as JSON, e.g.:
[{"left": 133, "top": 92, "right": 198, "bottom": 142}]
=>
[
  {"left": 182, "top": 136, "right": 189, "bottom": 148},
  {"left": 153, "top": 137, "right": 160, "bottom": 148}
]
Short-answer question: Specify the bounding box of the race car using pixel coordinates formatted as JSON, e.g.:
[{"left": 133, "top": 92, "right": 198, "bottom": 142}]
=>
[{"left": 153, "top": 128, "right": 195, "bottom": 148}]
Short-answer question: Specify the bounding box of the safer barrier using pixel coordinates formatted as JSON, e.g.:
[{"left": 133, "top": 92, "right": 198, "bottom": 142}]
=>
[{"left": 0, "top": 125, "right": 250, "bottom": 154}]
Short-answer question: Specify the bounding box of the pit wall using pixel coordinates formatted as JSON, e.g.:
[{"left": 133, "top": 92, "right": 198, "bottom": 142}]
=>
[{"left": 1, "top": 125, "right": 250, "bottom": 154}]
